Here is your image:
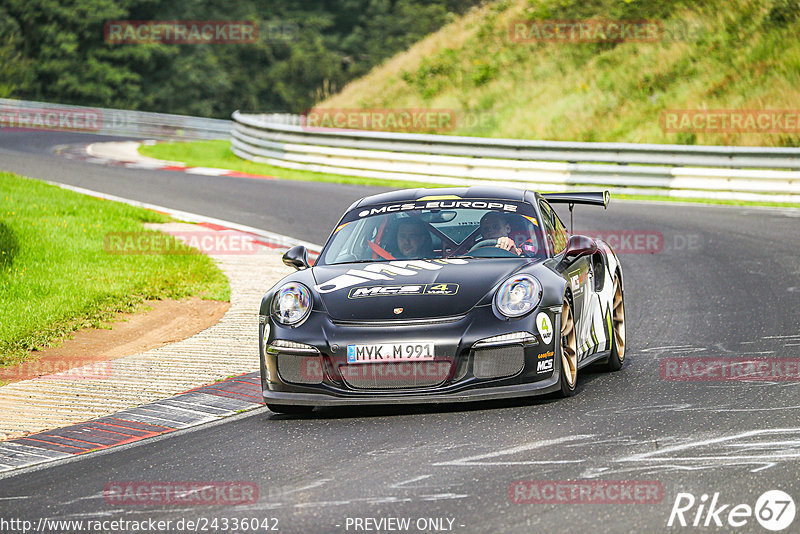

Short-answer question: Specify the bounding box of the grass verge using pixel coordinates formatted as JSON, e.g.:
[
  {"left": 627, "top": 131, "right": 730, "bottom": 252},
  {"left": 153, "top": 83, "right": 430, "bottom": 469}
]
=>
[
  {"left": 614, "top": 193, "right": 800, "bottom": 209},
  {"left": 140, "top": 140, "right": 800, "bottom": 209},
  {"left": 139, "top": 140, "right": 434, "bottom": 189},
  {"left": 0, "top": 172, "right": 230, "bottom": 368},
  {"left": 322, "top": 0, "right": 800, "bottom": 147}
]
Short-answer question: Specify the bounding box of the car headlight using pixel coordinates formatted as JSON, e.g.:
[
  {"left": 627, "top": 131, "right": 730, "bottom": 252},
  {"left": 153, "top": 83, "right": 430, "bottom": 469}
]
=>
[
  {"left": 272, "top": 282, "right": 312, "bottom": 325},
  {"left": 495, "top": 275, "right": 541, "bottom": 318}
]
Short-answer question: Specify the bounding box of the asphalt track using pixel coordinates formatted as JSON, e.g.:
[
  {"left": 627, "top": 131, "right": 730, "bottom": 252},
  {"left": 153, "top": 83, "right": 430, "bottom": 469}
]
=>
[{"left": 2, "top": 131, "right": 800, "bottom": 533}]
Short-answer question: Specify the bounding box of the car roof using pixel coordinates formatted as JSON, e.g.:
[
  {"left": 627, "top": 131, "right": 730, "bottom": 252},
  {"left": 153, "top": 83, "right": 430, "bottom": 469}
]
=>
[{"left": 352, "top": 186, "right": 529, "bottom": 209}]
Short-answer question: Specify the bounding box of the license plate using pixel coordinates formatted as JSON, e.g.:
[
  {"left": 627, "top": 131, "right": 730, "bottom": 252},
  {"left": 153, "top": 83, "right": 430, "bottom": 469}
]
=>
[{"left": 347, "top": 342, "right": 435, "bottom": 364}]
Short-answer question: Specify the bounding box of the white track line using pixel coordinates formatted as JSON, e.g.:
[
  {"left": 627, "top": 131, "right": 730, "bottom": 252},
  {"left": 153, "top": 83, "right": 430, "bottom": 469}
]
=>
[{"left": 45, "top": 180, "right": 322, "bottom": 252}]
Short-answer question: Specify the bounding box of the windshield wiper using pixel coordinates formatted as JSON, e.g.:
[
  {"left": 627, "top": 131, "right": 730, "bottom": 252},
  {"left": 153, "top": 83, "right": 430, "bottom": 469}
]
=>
[
  {"left": 331, "top": 259, "right": 389, "bottom": 265},
  {"left": 330, "top": 256, "right": 477, "bottom": 265}
]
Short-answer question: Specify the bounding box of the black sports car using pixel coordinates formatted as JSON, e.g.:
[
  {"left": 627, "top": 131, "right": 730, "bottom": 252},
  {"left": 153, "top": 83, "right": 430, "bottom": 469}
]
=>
[{"left": 259, "top": 187, "right": 625, "bottom": 413}]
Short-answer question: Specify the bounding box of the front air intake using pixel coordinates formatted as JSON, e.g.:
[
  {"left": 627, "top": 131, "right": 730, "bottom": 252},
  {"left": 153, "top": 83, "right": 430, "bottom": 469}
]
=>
[
  {"left": 473, "top": 345, "right": 525, "bottom": 379},
  {"left": 276, "top": 354, "right": 324, "bottom": 385},
  {"left": 339, "top": 360, "right": 453, "bottom": 389}
]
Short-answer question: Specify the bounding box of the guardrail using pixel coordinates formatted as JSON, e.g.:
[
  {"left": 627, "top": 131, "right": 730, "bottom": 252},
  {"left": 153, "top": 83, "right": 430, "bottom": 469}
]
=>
[
  {"left": 231, "top": 111, "right": 800, "bottom": 203},
  {"left": 0, "top": 98, "right": 231, "bottom": 140}
]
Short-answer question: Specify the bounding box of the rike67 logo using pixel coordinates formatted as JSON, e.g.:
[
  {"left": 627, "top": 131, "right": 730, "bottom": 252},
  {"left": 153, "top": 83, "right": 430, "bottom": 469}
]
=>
[{"left": 668, "top": 490, "right": 796, "bottom": 531}]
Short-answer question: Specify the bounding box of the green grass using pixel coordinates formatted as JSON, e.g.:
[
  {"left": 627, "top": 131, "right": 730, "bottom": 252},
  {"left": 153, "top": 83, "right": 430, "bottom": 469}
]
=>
[
  {"left": 136, "top": 2, "right": 800, "bottom": 211},
  {"left": 139, "top": 140, "right": 435, "bottom": 189},
  {"left": 615, "top": 193, "right": 800, "bottom": 209},
  {"left": 0, "top": 172, "right": 230, "bottom": 368},
  {"left": 140, "top": 140, "right": 800, "bottom": 209},
  {"left": 322, "top": 0, "right": 800, "bottom": 147}
]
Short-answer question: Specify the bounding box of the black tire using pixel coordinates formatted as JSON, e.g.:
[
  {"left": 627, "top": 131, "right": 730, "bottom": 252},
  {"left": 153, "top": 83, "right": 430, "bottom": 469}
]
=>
[
  {"left": 557, "top": 298, "right": 578, "bottom": 397},
  {"left": 604, "top": 276, "right": 625, "bottom": 372},
  {"left": 267, "top": 403, "right": 314, "bottom": 415}
]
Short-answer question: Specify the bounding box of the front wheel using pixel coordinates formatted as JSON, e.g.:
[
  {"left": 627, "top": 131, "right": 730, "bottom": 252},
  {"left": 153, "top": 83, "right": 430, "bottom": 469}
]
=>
[
  {"left": 267, "top": 403, "right": 314, "bottom": 415},
  {"left": 557, "top": 298, "right": 578, "bottom": 397},
  {"left": 604, "top": 276, "right": 625, "bottom": 371}
]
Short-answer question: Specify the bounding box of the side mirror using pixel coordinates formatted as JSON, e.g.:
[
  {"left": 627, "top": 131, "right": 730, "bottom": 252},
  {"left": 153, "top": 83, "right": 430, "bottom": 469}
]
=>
[
  {"left": 282, "top": 245, "right": 309, "bottom": 270},
  {"left": 563, "top": 235, "right": 597, "bottom": 259}
]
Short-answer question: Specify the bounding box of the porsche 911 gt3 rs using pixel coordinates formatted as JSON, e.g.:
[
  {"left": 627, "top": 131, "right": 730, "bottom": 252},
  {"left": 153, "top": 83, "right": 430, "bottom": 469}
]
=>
[{"left": 258, "top": 187, "right": 625, "bottom": 414}]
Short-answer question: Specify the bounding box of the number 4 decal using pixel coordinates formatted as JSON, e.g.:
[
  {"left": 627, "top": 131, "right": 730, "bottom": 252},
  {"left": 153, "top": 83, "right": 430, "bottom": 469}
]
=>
[{"left": 536, "top": 312, "right": 553, "bottom": 344}]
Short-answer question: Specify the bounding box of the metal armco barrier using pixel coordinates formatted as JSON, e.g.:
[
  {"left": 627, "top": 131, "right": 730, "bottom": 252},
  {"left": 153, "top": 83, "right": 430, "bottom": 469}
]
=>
[
  {"left": 0, "top": 98, "right": 231, "bottom": 140},
  {"left": 231, "top": 111, "right": 800, "bottom": 203}
]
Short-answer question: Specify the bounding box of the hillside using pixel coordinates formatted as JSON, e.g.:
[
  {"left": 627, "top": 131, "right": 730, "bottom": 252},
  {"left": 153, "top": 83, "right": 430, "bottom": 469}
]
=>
[
  {"left": 0, "top": 0, "right": 483, "bottom": 117},
  {"left": 320, "top": 0, "right": 800, "bottom": 146}
]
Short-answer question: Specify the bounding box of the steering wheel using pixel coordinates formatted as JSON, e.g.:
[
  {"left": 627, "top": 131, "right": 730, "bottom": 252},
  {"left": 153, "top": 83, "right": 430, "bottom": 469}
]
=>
[{"left": 468, "top": 238, "right": 518, "bottom": 257}]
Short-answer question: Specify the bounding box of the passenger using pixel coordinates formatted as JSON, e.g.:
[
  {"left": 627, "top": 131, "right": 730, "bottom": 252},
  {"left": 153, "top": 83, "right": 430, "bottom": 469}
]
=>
[{"left": 391, "top": 218, "right": 434, "bottom": 259}]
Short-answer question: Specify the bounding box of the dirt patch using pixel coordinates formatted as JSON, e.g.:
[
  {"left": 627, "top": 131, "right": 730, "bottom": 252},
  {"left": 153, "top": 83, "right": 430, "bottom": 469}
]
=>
[{"left": 0, "top": 297, "right": 230, "bottom": 384}]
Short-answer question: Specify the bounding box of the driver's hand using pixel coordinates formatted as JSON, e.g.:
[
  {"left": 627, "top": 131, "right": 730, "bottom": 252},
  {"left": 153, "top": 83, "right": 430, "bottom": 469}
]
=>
[{"left": 495, "top": 236, "right": 521, "bottom": 255}]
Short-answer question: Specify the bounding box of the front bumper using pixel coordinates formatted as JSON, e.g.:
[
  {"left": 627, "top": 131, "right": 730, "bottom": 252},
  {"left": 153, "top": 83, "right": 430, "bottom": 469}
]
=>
[
  {"left": 262, "top": 377, "right": 561, "bottom": 406},
  {"left": 259, "top": 305, "right": 562, "bottom": 406}
]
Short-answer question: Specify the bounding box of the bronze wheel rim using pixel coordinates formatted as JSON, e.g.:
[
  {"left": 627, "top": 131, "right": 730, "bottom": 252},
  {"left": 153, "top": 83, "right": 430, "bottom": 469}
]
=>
[
  {"left": 561, "top": 299, "right": 577, "bottom": 387},
  {"left": 613, "top": 278, "right": 625, "bottom": 360}
]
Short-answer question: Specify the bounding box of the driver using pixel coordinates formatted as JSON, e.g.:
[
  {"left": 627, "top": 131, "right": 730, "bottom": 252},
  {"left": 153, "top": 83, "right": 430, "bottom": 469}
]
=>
[{"left": 478, "top": 212, "right": 521, "bottom": 255}]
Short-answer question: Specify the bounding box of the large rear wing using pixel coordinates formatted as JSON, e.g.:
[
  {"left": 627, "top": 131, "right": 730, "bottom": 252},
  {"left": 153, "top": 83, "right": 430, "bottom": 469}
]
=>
[
  {"left": 541, "top": 191, "right": 610, "bottom": 208},
  {"left": 541, "top": 191, "right": 610, "bottom": 232}
]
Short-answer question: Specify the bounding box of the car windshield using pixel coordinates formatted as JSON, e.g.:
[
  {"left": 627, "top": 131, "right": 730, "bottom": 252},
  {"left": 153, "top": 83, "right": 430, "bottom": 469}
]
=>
[{"left": 317, "top": 200, "right": 546, "bottom": 265}]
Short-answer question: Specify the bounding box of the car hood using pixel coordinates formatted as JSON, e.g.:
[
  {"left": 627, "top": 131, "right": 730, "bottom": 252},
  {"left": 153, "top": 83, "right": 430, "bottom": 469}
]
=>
[{"left": 311, "top": 258, "right": 538, "bottom": 321}]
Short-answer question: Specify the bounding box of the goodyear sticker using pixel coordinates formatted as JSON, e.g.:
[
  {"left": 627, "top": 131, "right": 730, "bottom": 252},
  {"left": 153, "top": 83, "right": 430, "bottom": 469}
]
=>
[
  {"left": 536, "top": 312, "right": 553, "bottom": 344},
  {"left": 536, "top": 350, "right": 554, "bottom": 373}
]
